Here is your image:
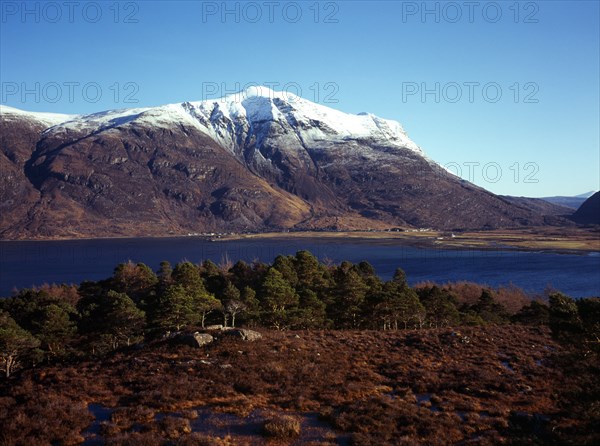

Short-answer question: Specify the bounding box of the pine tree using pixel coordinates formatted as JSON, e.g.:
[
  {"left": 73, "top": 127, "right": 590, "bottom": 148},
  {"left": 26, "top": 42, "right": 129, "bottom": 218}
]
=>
[
  {"left": 260, "top": 268, "right": 299, "bottom": 329},
  {"left": 200, "top": 260, "right": 226, "bottom": 295},
  {"left": 103, "top": 291, "right": 146, "bottom": 349},
  {"left": 293, "top": 250, "right": 321, "bottom": 289},
  {"left": 273, "top": 255, "right": 299, "bottom": 287},
  {"left": 222, "top": 281, "right": 241, "bottom": 301},
  {"left": 331, "top": 267, "right": 368, "bottom": 328},
  {"left": 172, "top": 262, "right": 204, "bottom": 291},
  {"left": 358, "top": 262, "right": 384, "bottom": 327},
  {"left": 377, "top": 281, "right": 425, "bottom": 330},
  {"left": 417, "top": 286, "right": 460, "bottom": 328},
  {"left": 77, "top": 289, "right": 145, "bottom": 352},
  {"left": 294, "top": 251, "right": 335, "bottom": 309},
  {"left": 549, "top": 292, "right": 582, "bottom": 338},
  {"left": 31, "top": 304, "right": 76, "bottom": 357},
  {"left": 394, "top": 288, "right": 426, "bottom": 329},
  {"left": 155, "top": 284, "right": 195, "bottom": 331},
  {"left": 292, "top": 289, "right": 328, "bottom": 329},
  {"left": 391, "top": 268, "right": 408, "bottom": 287},
  {"left": 230, "top": 260, "right": 253, "bottom": 289},
  {"left": 240, "top": 286, "right": 260, "bottom": 326},
  {"left": 473, "top": 289, "right": 510, "bottom": 324},
  {"left": 201, "top": 259, "right": 221, "bottom": 277},
  {"left": 172, "top": 262, "right": 221, "bottom": 328},
  {"left": 512, "top": 300, "right": 550, "bottom": 326},
  {"left": 157, "top": 261, "right": 173, "bottom": 287}
]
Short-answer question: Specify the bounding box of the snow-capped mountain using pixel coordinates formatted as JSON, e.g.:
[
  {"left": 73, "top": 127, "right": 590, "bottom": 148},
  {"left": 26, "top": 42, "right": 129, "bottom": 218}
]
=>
[{"left": 0, "top": 87, "right": 566, "bottom": 239}]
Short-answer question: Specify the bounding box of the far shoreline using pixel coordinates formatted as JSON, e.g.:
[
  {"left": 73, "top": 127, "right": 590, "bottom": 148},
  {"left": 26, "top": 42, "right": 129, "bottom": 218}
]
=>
[{"left": 1, "top": 227, "right": 598, "bottom": 255}]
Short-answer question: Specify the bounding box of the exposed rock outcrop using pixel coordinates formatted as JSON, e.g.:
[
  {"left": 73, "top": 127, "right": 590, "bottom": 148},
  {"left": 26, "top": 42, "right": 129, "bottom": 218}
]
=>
[{"left": 179, "top": 332, "right": 214, "bottom": 348}]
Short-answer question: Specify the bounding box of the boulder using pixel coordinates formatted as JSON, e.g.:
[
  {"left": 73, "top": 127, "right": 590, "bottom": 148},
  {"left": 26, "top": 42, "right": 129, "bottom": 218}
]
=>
[
  {"left": 179, "top": 332, "right": 214, "bottom": 348},
  {"left": 205, "top": 325, "right": 223, "bottom": 330},
  {"left": 223, "top": 329, "right": 262, "bottom": 341}
]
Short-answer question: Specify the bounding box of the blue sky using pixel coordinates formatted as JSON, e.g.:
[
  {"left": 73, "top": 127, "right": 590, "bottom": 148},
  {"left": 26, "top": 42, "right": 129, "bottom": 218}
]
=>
[{"left": 1, "top": 0, "right": 598, "bottom": 197}]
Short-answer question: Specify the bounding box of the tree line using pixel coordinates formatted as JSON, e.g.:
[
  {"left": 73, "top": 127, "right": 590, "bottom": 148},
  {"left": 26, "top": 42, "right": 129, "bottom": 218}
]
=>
[{"left": 1, "top": 250, "right": 598, "bottom": 377}]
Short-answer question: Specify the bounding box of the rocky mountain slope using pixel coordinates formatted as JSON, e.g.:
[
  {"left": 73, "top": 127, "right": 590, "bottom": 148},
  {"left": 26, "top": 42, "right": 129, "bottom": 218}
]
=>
[{"left": 0, "top": 87, "right": 567, "bottom": 239}]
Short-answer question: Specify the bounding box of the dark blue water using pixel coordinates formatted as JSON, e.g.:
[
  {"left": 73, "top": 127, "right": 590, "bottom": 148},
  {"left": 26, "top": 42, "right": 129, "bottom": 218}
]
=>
[{"left": 0, "top": 237, "right": 598, "bottom": 297}]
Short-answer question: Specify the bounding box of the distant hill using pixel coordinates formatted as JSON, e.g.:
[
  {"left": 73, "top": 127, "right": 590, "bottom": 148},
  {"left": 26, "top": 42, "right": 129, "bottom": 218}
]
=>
[
  {"left": 541, "top": 194, "right": 596, "bottom": 210},
  {"left": 571, "top": 192, "right": 600, "bottom": 225}
]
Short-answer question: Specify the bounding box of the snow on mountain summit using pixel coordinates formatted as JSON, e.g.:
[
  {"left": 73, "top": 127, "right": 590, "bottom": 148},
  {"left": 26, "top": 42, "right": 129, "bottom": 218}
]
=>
[
  {"left": 2, "top": 86, "right": 424, "bottom": 155},
  {"left": 184, "top": 86, "right": 424, "bottom": 155}
]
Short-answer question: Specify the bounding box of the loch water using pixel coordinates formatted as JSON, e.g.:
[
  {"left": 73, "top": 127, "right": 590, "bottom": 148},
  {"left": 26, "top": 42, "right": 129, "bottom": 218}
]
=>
[{"left": 1, "top": 237, "right": 599, "bottom": 297}]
